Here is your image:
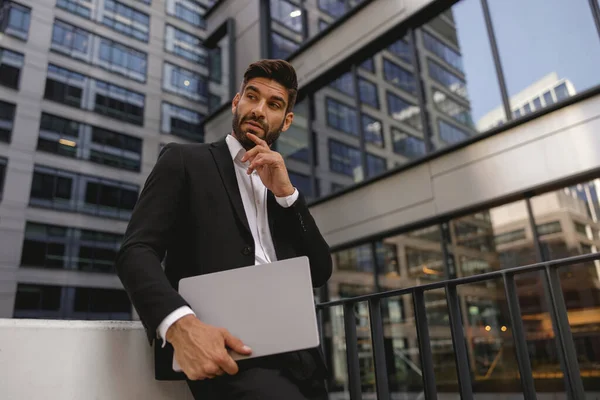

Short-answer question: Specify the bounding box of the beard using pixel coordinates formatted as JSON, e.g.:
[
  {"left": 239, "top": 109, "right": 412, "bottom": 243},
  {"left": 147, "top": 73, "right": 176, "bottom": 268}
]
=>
[{"left": 232, "top": 109, "right": 284, "bottom": 150}]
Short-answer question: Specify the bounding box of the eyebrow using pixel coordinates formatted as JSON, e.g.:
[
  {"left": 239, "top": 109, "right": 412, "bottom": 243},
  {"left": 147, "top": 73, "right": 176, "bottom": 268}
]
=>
[{"left": 246, "top": 85, "right": 287, "bottom": 108}]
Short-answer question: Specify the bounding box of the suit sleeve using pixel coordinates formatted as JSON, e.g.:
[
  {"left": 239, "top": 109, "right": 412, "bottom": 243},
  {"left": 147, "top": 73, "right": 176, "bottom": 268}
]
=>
[
  {"left": 116, "top": 143, "right": 189, "bottom": 340},
  {"left": 280, "top": 192, "right": 333, "bottom": 288}
]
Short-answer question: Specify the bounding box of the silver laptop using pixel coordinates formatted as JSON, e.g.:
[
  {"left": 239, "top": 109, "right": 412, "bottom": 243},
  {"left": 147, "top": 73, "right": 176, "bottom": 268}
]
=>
[{"left": 172, "top": 256, "right": 320, "bottom": 372}]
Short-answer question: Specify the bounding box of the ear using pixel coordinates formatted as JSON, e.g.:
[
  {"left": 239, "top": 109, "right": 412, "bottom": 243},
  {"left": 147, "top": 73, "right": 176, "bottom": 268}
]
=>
[
  {"left": 231, "top": 93, "right": 240, "bottom": 114},
  {"left": 281, "top": 112, "right": 294, "bottom": 132}
]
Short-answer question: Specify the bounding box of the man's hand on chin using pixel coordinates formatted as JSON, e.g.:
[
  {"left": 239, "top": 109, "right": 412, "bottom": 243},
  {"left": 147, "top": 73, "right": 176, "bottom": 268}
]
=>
[
  {"left": 167, "top": 314, "right": 252, "bottom": 381},
  {"left": 241, "top": 133, "right": 295, "bottom": 197}
]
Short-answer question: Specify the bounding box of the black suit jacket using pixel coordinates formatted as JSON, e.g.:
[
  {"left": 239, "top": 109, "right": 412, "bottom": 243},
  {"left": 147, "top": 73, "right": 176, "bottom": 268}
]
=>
[{"left": 115, "top": 137, "right": 333, "bottom": 386}]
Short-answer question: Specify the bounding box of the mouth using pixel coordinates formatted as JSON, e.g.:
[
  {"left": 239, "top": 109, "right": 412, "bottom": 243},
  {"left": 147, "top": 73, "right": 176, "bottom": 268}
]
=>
[{"left": 244, "top": 120, "right": 264, "bottom": 132}]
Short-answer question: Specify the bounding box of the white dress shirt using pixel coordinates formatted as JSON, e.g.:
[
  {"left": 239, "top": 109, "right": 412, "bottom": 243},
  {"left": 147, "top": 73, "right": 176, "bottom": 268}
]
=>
[{"left": 156, "top": 134, "right": 299, "bottom": 346}]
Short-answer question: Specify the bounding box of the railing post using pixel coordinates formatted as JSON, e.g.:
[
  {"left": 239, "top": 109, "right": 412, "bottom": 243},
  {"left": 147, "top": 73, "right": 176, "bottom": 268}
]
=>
[
  {"left": 542, "top": 266, "right": 586, "bottom": 400},
  {"left": 368, "top": 298, "right": 390, "bottom": 400},
  {"left": 445, "top": 284, "right": 473, "bottom": 399},
  {"left": 343, "top": 302, "right": 363, "bottom": 400},
  {"left": 413, "top": 289, "right": 438, "bottom": 399},
  {"left": 503, "top": 273, "right": 537, "bottom": 399}
]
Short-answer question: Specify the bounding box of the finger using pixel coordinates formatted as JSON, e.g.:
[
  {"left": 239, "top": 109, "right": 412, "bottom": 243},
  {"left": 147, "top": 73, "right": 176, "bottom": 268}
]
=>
[
  {"left": 216, "top": 352, "right": 239, "bottom": 375},
  {"left": 247, "top": 154, "right": 267, "bottom": 174},
  {"left": 246, "top": 132, "right": 268, "bottom": 148},
  {"left": 223, "top": 330, "right": 252, "bottom": 355},
  {"left": 241, "top": 145, "right": 268, "bottom": 162}
]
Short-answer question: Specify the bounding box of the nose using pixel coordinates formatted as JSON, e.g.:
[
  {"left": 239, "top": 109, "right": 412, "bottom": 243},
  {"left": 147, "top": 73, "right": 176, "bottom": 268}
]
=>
[{"left": 251, "top": 100, "right": 267, "bottom": 120}]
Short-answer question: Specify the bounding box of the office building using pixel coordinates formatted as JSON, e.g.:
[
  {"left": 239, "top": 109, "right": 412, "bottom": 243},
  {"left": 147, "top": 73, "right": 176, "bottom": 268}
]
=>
[{"left": 1, "top": 0, "right": 599, "bottom": 398}]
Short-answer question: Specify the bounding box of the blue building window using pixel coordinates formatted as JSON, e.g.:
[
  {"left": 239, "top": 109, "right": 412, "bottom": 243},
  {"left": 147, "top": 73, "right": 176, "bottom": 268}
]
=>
[
  {"left": 439, "top": 119, "right": 470, "bottom": 145},
  {"left": 318, "top": 0, "right": 346, "bottom": 18},
  {"left": 422, "top": 30, "right": 463, "bottom": 72},
  {"left": 329, "top": 139, "right": 361, "bottom": 177},
  {"left": 392, "top": 128, "right": 426, "bottom": 159},
  {"left": 326, "top": 97, "right": 358, "bottom": 136},
  {"left": 329, "top": 72, "right": 355, "bottom": 97},
  {"left": 361, "top": 114, "right": 383, "bottom": 147},
  {"left": 103, "top": 0, "right": 150, "bottom": 42},
  {"left": 360, "top": 58, "right": 375, "bottom": 73},
  {"left": 366, "top": 153, "right": 386, "bottom": 178},
  {"left": 57, "top": 0, "right": 92, "bottom": 19},
  {"left": 358, "top": 78, "right": 379, "bottom": 108},
  {"left": 428, "top": 59, "right": 467, "bottom": 98},
  {"left": 289, "top": 171, "right": 315, "bottom": 198},
  {"left": 2, "top": 2, "right": 31, "bottom": 40},
  {"left": 271, "top": 32, "right": 300, "bottom": 59},
  {"left": 387, "top": 38, "right": 412, "bottom": 63},
  {"left": 270, "top": 0, "right": 303, "bottom": 33},
  {"left": 386, "top": 92, "right": 422, "bottom": 131},
  {"left": 383, "top": 59, "right": 416, "bottom": 95}
]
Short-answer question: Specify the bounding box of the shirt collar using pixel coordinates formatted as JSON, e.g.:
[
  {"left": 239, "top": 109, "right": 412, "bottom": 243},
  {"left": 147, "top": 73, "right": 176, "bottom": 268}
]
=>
[{"left": 225, "top": 134, "right": 246, "bottom": 164}]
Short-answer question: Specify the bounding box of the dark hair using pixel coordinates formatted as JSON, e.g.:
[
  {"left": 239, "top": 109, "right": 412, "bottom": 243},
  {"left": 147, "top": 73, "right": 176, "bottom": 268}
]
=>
[{"left": 241, "top": 59, "right": 298, "bottom": 113}]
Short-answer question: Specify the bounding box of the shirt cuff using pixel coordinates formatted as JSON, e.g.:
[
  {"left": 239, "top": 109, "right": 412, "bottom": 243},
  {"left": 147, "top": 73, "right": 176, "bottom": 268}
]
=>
[
  {"left": 156, "top": 306, "right": 195, "bottom": 348},
  {"left": 275, "top": 188, "right": 299, "bottom": 208}
]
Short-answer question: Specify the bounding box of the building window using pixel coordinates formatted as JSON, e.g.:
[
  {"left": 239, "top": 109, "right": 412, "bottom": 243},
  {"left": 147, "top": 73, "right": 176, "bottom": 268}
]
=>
[
  {"left": 51, "top": 20, "right": 91, "bottom": 58},
  {"left": 0, "top": 100, "right": 16, "bottom": 143},
  {"left": 428, "top": 59, "right": 467, "bottom": 98},
  {"left": 422, "top": 30, "right": 463, "bottom": 72},
  {"left": 56, "top": 0, "right": 92, "bottom": 19},
  {"left": 98, "top": 38, "right": 147, "bottom": 82},
  {"left": 318, "top": 0, "right": 346, "bottom": 18},
  {"left": 386, "top": 91, "right": 422, "bottom": 131},
  {"left": 537, "top": 221, "right": 562, "bottom": 236},
  {"left": 359, "top": 58, "right": 375, "bottom": 73},
  {"left": 495, "top": 229, "right": 526, "bottom": 245},
  {"left": 209, "top": 46, "right": 222, "bottom": 83},
  {"left": 13, "top": 284, "right": 62, "bottom": 316},
  {"left": 165, "top": 25, "right": 207, "bottom": 65},
  {"left": 326, "top": 97, "right": 358, "bottom": 136},
  {"left": 94, "top": 80, "right": 145, "bottom": 126},
  {"left": 2, "top": 2, "right": 31, "bottom": 40},
  {"left": 383, "top": 58, "right": 416, "bottom": 95},
  {"left": 30, "top": 167, "right": 75, "bottom": 210},
  {"left": 329, "top": 72, "right": 354, "bottom": 97},
  {"left": 432, "top": 89, "right": 473, "bottom": 127},
  {"left": 0, "top": 47, "right": 24, "bottom": 89},
  {"left": 168, "top": 0, "right": 206, "bottom": 28},
  {"left": 329, "top": 139, "right": 361, "bottom": 177},
  {"left": 358, "top": 78, "right": 379, "bottom": 108},
  {"left": 387, "top": 38, "right": 412, "bottom": 63},
  {"left": 103, "top": 0, "right": 150, "bottom": 42},
  {"left": 392, "top": 128, "right": 426, "bottom": 159},
  {"left": 0, "top": 157, "right": 6, "bottom": 199},
  {"left": 289, "top": 171, "right": 315, "bottom": 198},
  {"left": 89, "top": 127, "right": 142, "bottom": 171},
  {"left": 29, "top": 165, "right": 139, "bottom": 220},
  {"left": 573, "top": 221, "right": 588, "bottom": 236},
  {"left": 318, "top": 19, "right": 329, "bottom": 32},
  {"left": 44, "top": 64, "right": 86, "bottom": 109},
  {"left": 271, "top": 0, "right": 303, "bottom": 33},
  {"left": 554, "top": 82, "right": 570, "bottom": 102},
  {"left": 38, "top": 113, "right": 80, "bottom": 159},
  {"left": 532, "top": 97, "right": 543, "bottom": 111},
  {"left": 14, "top": 284, "right": 132, "bottom": 320},
  {"left": 20, "top": 222, "right": 123, "bottom": 273},
  {"left": 438, "top": 119, "right": 470, "bottom": 145},
  {"left": 366, "top": 153, "right": 386, "bottom": 178},
  {"left": 271, "top": 32, "right": 300, "bottom": 59},
  {"left": 163, "top": 63, "right": 208, "bottom": 103},
  {"left": 161, "top": 102, "right": 204, "bottom": 141},
  {"left": 543, "top": 91, "right": 554, "bottom": 106},
  {"left": 361, "top": 114, "right": 383, "bottom": 147}
]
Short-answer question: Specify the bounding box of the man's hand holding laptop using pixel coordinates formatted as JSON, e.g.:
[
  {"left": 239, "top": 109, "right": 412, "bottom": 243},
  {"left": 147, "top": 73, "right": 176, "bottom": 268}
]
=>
[{"left": 166, "top": 314, "right": 252, "bottom": 380}]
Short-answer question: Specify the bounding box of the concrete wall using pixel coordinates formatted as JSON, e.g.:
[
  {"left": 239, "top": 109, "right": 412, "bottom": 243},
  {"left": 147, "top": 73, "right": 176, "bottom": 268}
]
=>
[
  {"left": 310, "top": 94, "right": 600, "bottom": 248},
  {"left": 0, "top": 319, "right": 191, "bottom": 400}
]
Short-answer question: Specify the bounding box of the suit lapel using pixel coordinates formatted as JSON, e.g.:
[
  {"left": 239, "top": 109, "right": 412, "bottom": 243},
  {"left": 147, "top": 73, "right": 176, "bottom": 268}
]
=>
[{"left": 209, "top": 138, "right": 251, "bottom": 236}]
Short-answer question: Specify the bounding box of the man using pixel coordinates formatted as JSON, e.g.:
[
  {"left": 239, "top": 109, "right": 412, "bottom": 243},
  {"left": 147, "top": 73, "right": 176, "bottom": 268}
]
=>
[{"left": 115, "top": 59, "right": 332, "bottom": 400}]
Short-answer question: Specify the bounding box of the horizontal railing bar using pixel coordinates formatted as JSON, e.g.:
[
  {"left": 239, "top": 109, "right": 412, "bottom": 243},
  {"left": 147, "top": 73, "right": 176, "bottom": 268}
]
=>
[{"left": 317, "top": 252, "right": 600, "bottom": 309}]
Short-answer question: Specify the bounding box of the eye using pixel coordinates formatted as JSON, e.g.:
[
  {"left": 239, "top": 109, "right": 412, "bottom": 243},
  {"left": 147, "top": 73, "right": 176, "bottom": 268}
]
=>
[
  {"left": 270, "top": 102, "right": 281, "bottom": 109},
  {"left": 247, "top": 93, "right": 256, "bottom": 100}
]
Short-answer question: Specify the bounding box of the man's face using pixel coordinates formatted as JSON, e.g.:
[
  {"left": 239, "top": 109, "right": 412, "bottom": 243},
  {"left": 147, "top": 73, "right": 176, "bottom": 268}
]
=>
[{"left": 231, "top": 77, "right": 294, "bottom": 150}]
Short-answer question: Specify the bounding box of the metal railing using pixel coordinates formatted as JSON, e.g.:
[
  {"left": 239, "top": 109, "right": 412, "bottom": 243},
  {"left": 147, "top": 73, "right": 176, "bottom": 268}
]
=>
[{"left": 315, "top": 252, "right": 600, "bottom": 400}]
